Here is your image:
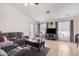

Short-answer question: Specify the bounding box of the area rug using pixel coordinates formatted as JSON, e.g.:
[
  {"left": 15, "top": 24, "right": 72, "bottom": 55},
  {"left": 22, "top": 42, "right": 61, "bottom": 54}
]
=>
[
  {"left": 29, "top": 47, "right": 50, "bottom": 56},
  {"left": 16, "top": 47, "right": 50, "bottom": 56}
]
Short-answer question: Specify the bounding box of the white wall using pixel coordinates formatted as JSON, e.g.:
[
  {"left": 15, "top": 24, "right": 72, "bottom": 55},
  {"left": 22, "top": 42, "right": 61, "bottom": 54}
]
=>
[{"left": 0, "top": 4, "right": 36, "bottom": 36}]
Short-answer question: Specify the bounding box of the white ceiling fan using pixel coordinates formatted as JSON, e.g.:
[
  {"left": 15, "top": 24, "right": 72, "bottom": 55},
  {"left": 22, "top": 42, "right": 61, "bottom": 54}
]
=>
[{"left": 24, "top": 3, "right": 39, "bottom": 6}]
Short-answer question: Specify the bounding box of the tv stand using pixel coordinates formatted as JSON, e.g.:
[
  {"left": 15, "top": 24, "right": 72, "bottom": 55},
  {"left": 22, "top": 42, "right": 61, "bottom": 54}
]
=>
[{"left": 46, "top": 34, "right": 56, "bottom": 40}]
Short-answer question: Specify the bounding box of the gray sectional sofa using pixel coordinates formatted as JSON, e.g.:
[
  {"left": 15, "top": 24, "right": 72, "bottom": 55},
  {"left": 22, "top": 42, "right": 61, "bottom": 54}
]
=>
[
  {"left": 0, "top": 32, "right": 25, "bottom": 48},
  {"left": 2, "top": 32, "right": 24, "bottom": 41},
  {"left": 0, "top": 32, "right": 30, "bottom": 56}
]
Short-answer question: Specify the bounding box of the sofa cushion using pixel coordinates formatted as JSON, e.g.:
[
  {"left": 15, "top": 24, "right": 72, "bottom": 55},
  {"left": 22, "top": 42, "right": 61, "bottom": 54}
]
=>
[
  {"left": 7, "top": 46, "right": 30, "bottom": 56},
  {"left": 2, "top": 41, "right": 14, "bottom": 48},
  {"left": 0, "top": 49, "right": 7, "bottom": 56},
  {"left": 7, "top": 48, "right": 20, "bottom": 56},
  {"left": 2, "top": 36, "right": 8, "bottom": 41},
  {"left": 14, "top": 47, "right": 30, "bottom": 56},
  {"left": 0, "top": 40, "right": 14, "bottom": 48}
]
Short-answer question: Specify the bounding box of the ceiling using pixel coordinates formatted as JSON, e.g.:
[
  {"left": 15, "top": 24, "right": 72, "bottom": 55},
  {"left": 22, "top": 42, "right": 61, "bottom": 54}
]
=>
[{"left": 10, "top": 3, "right": 79, "bottom": 23}]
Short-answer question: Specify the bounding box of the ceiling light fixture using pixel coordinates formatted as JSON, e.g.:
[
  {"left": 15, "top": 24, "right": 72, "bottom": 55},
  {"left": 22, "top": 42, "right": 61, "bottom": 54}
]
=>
[
  {"left": 35, "top": 3, "right": 39, "bottom": 5},
  {"left": 24, "top": 3, "right": 39, "bottom": 7}
]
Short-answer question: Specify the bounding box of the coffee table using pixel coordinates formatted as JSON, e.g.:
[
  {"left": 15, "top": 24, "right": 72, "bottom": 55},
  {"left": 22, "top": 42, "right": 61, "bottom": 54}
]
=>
[{"left": 25, "top": 39, "right": 45, "bottom": 52}]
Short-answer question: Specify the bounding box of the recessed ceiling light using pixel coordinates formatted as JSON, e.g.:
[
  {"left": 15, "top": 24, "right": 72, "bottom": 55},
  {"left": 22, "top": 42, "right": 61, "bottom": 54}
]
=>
[{"left": 24, "top": 3, "right": 28, "bottom": 6}]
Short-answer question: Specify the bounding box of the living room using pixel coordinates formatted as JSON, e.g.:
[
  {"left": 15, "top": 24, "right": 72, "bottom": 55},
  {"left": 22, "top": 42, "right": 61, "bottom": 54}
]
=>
[{"left": 0, "top": 3, "right": 79, "bottom": 56}]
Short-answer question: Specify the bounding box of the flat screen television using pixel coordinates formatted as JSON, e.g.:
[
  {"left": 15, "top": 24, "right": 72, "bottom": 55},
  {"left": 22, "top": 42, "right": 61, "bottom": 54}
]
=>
[{"left": 47, "top": 28, "right": 56, "bottom": 34}]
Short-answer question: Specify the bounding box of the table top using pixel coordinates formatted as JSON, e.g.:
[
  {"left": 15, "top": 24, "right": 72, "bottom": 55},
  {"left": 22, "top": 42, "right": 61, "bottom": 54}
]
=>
[{"left": 26, "top": 38, "right": 45, "bottom": 43}]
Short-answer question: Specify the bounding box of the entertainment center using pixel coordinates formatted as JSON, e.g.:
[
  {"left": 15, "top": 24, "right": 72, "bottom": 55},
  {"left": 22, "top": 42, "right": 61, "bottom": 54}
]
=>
[
  {"left": 47, "top": 28, "right": 56, "bottom": 34},
  {"left": 46, "top": 22, "right": 57, "bottom": 40}
]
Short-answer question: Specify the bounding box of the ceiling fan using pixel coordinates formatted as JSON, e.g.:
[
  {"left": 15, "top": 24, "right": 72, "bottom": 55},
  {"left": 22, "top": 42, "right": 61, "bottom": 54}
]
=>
[
  {"left": 35, "top": 3, "right": 39, "bottom": 5},
  {"left": 24, "top": 3, "right": 39, "bottom": 6}
]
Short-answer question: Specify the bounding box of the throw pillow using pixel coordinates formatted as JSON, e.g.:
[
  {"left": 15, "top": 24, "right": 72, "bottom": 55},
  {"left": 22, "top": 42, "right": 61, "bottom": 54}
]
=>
[
  {"left": 0, "top": 37, "right": 5, "bottom": 42},
  {"left": 2, "top": 36, "right": 8, "bottom": 41}
]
